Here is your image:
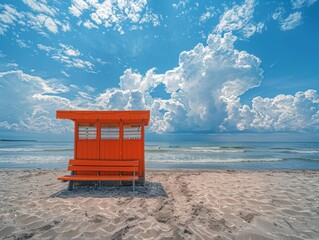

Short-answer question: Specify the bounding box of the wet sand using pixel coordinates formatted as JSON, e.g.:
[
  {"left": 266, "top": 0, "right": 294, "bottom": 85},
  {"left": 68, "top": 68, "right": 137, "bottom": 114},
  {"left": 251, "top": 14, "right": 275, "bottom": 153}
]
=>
[{"left": 0, "top": 169, "right": 319, "bottom": 239}]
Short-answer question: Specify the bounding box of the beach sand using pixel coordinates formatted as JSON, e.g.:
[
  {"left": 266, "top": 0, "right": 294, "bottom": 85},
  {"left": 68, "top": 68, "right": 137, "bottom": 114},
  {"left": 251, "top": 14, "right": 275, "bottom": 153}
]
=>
[{"left": 0, "top": 169, "right": 319, "bottom": 240}]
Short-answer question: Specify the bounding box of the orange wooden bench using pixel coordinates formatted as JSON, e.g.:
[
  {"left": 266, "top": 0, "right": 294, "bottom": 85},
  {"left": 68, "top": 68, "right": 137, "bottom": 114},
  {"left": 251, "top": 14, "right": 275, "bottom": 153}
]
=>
[{"left": 58, "top": 159, "right": 139, "bottom": 191}]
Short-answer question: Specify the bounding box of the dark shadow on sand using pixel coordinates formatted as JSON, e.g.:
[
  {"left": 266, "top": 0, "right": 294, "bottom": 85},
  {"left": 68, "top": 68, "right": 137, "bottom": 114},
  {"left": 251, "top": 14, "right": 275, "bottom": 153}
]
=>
[{"left": 50, "top": 181, "right": 168, "bottom": 199}]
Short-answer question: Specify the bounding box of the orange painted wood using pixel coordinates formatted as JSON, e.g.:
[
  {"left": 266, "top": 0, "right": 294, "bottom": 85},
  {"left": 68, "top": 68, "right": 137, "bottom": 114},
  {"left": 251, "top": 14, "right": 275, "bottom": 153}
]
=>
[
  {"left": 58, "top": 175, "right": 139, "bottom": 181},
  {"left": 69, "top": 160, "right": 139, "bottom": 166},
  {"left": 122, "top": 139, "right": 143, "bottom": 176},
  {"left": 56, "top": 110, "right": 149, "bottom": 183},
  {"left": 76, "top": 140, "right": 99, "bottom": 160},
  {"left": 56, "top": 110, "right": 150, "bottom": 126},
  {"left": 68, "top": 166, "right": 139, "bottom": 172},
  {"left": 100, "top": 139, "right": 120, "bottom": 160}
]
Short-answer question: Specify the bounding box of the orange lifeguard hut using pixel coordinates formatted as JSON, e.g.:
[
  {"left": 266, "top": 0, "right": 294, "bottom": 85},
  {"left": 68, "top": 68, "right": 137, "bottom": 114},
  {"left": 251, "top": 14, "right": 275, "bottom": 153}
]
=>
[{"left": 56, "top": 110, "right": 150, "bottom": 191}]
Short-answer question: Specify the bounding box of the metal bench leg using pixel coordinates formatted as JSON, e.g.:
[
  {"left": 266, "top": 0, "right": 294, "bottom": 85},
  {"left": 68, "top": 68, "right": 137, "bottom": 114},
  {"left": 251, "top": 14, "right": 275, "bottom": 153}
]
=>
[
  {"left": 68, "top": 171, "right": 74, "bottom": 191},
  {"left": 120, "top": 171, "right": 123, "bottom": 186},
  {"left": 97, "top": 171, "right": 100, "bottom": 187},
  {"left": 133, "top": 172, "right": 135, "bottom": 192},
  {"left": 68, "top": 181, "right": 74, "bottom": 191}
]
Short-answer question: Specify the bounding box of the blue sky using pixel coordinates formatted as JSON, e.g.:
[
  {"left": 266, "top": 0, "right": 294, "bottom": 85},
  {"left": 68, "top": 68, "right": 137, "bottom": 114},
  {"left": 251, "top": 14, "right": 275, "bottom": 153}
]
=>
[{"left": 0, "top": 0, "right": 318, "bottom": 140}]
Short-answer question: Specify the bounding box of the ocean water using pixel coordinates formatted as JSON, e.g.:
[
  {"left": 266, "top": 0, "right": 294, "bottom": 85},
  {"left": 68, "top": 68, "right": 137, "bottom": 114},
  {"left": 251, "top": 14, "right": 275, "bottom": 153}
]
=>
[{"left": 0, "top": 140, "right": 319, "bottom": 170}]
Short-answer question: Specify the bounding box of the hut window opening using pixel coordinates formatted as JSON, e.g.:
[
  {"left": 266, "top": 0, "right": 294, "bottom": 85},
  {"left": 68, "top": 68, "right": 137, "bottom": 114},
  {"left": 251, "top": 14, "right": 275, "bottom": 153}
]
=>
[
  {"left": 101, "top": 124, "right": 119, "bottom": 139},
  {"left": 124, "top": 123, "right": 141, "bottom": 139},
  {"left": 78, "top": 123, "right": 96, "bottom": 139}
]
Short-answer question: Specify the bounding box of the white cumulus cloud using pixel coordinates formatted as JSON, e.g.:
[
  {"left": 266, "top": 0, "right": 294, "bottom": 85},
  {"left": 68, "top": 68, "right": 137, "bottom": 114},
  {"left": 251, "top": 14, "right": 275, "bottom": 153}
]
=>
[
  {"left": 1, "top": 48, "right": 318, "bottom": 134},
  {"left": 64, "top": 49, "right": 80, "bottom": 57},
  {"left": 0, "top": 4, "right": 25, "bottom": 35},
  {"left": 16, "top": 39, "right": 30, "bottom": 48},
  {"left": 291, "top": 0, "right": 318, "bottom": 9},
  {"left": 90, "top": 32, "right": 319, "bottom": 134},
  {"left": 223, "top": 90, "right": 319, "bottom": 132},
  {"left": 37, "top": 43, "right": 54, "bottom": 52},
  {"left": 280, "top": 12, "right": 302, "bottom": 31},
  {"left": 0, "top": 70, "right": 73, "bottom": 133},
  {"left": 68, "top": 0, "right": 160, "bottom": 33},
  {"left": 215, "top": 0, "right": 264, "bottom": 38},
  {"left": 37, "top": 43, "right": 94, "bottom": 71},
  {"left": 43, "top": 16, "right": 58, "bottom": 33},
  {"left": 0, "top": 3, "right": 70, "bottom": 37},
  {"left": 199, "top": 12, "right": 213, "bottom": 23},
  {"left": 22, "top": 0, "right": 57, "bottom": 16},
  {"left": 93, "top": 33, "right": 263, "bottom": 133},
  {"left": 83, "top": 20, "right": 98, "bottom": 29}
]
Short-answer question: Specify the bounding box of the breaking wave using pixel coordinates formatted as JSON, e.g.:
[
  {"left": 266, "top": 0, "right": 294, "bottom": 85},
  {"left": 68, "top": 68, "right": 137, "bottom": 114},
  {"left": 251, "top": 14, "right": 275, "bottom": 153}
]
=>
[
  {"left": 147, "top": 158, "right": 284, "bottom": 164},
  {"left": 0, "top": 148, "right": 73, "bottom": 152}
]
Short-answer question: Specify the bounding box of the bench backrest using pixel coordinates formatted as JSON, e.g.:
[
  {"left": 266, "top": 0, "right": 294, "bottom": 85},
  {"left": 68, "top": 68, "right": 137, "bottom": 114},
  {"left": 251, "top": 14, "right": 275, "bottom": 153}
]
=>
[{"left": 67, "top": 159, "right": 139, "bottom": 172}]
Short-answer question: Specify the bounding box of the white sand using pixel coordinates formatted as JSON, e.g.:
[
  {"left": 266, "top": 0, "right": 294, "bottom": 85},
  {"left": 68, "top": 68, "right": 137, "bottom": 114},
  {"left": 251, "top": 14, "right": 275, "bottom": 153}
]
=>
[{"left": 0, "top": 169, "right": 319, "bottom": 239}]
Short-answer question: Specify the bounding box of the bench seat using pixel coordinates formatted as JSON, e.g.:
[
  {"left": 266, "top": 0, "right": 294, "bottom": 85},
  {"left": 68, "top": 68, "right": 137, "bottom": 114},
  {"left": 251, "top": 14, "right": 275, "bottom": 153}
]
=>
[
  {"left": 58, "top": 159, "right": 139, "bottom": 191},
  {"left": 58, "top": 175, "right": 139, "bottom": 181}
]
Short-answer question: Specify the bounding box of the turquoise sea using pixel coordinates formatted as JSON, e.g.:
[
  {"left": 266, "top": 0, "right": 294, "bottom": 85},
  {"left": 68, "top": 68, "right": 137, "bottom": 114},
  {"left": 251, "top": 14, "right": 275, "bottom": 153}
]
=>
[{"left": 0, "top": 140, "right": 319, "bottom": 170}]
